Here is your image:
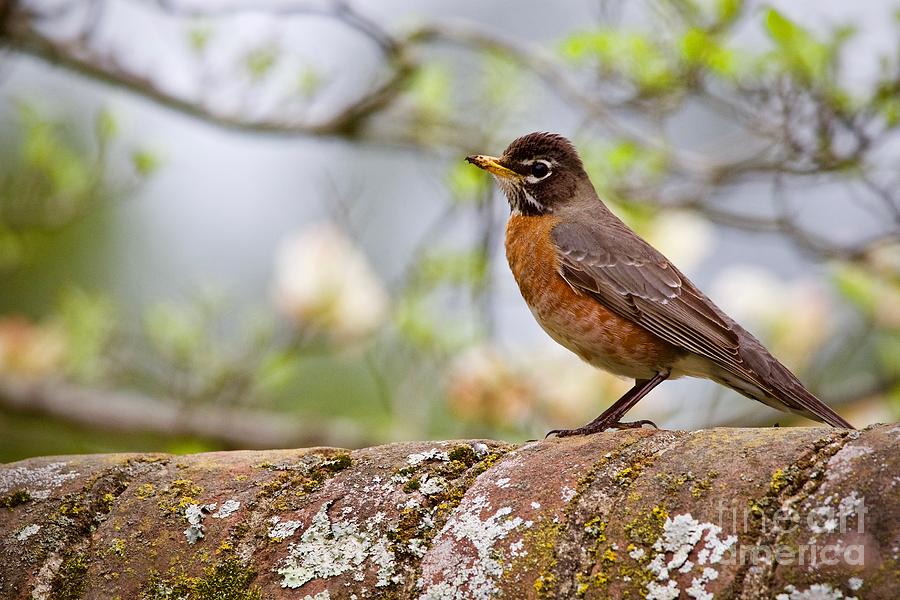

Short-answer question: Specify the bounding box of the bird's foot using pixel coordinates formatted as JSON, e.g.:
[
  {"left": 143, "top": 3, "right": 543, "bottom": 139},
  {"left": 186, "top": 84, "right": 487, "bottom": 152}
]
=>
[{"left": 545, "top": 418, "right": 658, "bottom": 438}]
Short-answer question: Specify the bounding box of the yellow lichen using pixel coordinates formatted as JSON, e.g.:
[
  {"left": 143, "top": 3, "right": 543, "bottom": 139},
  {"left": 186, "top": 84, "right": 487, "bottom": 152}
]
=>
[
  {"left": 135, "top": 483, "right": 155, "bottom": 499},
  {"left": 770, "top": 468, "right": 788, "bottom": 493}
]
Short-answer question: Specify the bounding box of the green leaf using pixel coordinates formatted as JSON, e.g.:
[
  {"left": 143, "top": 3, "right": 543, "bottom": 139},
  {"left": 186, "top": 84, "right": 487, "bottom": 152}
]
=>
[
  {"left": 877, "top": 95, "right": 900, "bottom": 127},
  {"left": 715, "top": 0, "right": 743, "bottom": 24},
  {"left": 876, "top": 332, "right": 900, "bottom": 376},
  {"left": 680, "top": 28, "right": 736, "bottom": 76},
  {"left": 832, "top": 266, "right": 877, "bottom": 314},
  {"left": 560, "top": 30, "right": 675, "bottom": 93},
  {"left": 763, "top": 8, "right": 832, "bottom": 82},
  {"left": 132, "top": 149, "right": 161, "bottom": 176}
]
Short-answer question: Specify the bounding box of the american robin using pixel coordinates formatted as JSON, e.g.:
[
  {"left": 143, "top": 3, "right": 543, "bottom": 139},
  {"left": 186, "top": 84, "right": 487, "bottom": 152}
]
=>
[{"left": 466, "top": 132, "right": 853, "bottom": 436}]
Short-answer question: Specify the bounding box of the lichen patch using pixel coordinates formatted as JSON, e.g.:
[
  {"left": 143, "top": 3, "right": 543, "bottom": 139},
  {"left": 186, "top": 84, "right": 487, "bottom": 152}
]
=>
[
  {"left": 0, "top": 462, "right": 78, "bottom": 499},
  {"left": 276, "top": 500, "right": 399, "bottom": 590},
  {"left": 213, "top": 498, "right": 241, "bottom": 519},
  {"left": 268, "top": 516, "right": 304, "bottom": 540},
  {"left": 775, "top": 582, "right": 859, "bottom": 600},
  {"left": 418, "top": 494, "right": 527, "bottom": 599},
  {"left": 183, "top": 502, "right": 217, "bottom": 544},
  {"left": 16, "top": 523, "right": 41, "bottom": 541},
  {"left": 642, "top": 513, "right": 736, "bottom": 599},
  {"left": 825, "top": 445, "right": 873, "bottom": 482}
]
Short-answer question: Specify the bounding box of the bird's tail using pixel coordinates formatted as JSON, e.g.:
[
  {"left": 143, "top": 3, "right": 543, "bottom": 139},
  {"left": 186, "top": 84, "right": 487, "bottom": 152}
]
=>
[{"left": 713, "top": 348, "right": 853, "bottom": 429}]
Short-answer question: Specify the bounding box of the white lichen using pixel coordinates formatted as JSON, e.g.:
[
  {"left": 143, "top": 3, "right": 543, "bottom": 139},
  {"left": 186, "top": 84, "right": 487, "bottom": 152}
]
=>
[
  {"left": 277, "top": 501, "right": 399, "bottom": 589},
  {"left": 407, "top": 449, "right": 450, "bottom": 466},
  {"left": 213, "top": 499, "right": 240, "bottom": 519},
  {"left": 472, "top": 443, "right": 489, "bottom": 458},
  {"left": 825, "top": 445, "right": 873, "bottom": 482},
  {"left": 183, "top": 503, "right": 216, "bottom": 544},
  {"left": 268, "top": 516, "right": 304, "bottom": 540},
  {"left": 645, "top": 513, "right": 736, "bottom": 599},
  {"left": 417, "top": 494, "right": 525, "bottom": 599},
  {"left": 419, "top": 475, "right": 447, "bottom": 496},
  {"left": 847, "top": 577, "right": 863, "bottom": 591},
  {"left": 408, "top": 538, "right": 428, "bottom": 558},
  {"left": 300, "top": 592, "right": 330, "bottom": 600},
  {"left": 647, "top": 580, "right": 680, "bottom": 600},
  {"left": 0, "top": 462, "right": 78, "bottom": 499},
  {"left": 16, "top": 523, "right": 41, "bottom": 541},
  {"left": 775, "top": 582, "right": 854, "bottom": 600},
  {"left": 560, "top": 486, "right": 576, "bottom": 503}
]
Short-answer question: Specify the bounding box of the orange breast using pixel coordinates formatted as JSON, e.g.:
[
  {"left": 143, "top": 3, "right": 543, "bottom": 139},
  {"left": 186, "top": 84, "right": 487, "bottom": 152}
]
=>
[{"left": 504, "top": 213, "right": 680, "bottom": 380}]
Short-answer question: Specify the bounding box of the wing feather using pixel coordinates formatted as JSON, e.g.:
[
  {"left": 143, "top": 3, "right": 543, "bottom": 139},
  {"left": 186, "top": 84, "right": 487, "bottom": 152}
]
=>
[{"left": 551, "top": 219, "right": 852, "bottom": 428}]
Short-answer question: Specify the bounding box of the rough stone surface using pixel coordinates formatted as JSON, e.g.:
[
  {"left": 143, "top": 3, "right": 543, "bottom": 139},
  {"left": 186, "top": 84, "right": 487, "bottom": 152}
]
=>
[{"left": 0, "top": 426, "right": 897, "bottom": 599}]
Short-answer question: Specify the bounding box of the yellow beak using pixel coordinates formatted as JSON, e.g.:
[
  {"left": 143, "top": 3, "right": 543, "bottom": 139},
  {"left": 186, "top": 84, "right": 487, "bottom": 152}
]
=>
[{"left": 465, "top": 155, "right": 520, "bottom": 180}]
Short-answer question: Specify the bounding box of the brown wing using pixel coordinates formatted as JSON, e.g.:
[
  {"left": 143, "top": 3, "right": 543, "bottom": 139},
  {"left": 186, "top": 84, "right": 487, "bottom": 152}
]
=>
[{"left": 551, "top": 219, "right": 852, "bottom": 428}]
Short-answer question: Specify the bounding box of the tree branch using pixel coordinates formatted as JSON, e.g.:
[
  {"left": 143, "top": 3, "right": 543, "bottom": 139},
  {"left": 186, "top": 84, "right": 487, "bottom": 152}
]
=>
[{"left": 0, "top": 377, "right": 370, "bottom": 449}]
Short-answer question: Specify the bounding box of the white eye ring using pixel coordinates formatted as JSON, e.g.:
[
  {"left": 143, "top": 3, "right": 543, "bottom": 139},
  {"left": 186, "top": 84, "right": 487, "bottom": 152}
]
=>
[{"left": 524, "top": 160, "right": 552, "bottom": 184}]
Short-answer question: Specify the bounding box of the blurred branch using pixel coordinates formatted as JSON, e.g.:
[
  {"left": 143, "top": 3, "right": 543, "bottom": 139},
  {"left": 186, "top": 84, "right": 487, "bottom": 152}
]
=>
[
  {"left": 0, "top": 376, "right": 371, "bottom": 449},
  {"left": 153, "top": 0, "right": 400, "bottom": 56},
  {"left": 2, "top": 0, "right": 416, "bottom": 139}
]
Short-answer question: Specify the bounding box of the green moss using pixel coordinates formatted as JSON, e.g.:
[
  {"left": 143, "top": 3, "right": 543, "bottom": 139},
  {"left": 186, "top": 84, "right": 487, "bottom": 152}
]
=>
[
  {"left": 52, "top": 469, "right": 130, "bottom": 538},
  {"left": 579, "top": 516, "right": 660, "bottom": 600},
  {"left": 140, "top": 557, "right": 261, "bottom": 600},
  {"left": 386, "top": 506, "right": 427, "bottom": 547},
  {"left": 448, "top": 444, "right": 478, "bottom": 464},
  {"left": 469, "top": 451, "right": 505, "bottom": 478},
  {"left": 403, "top": 477, "right": 422, "bottom": 493},
  {"left": 157, "top": 479, "right": 203, "bottom": 515},
  {"left": 51, "top": 553, "right": 88, "bottom": 600},
  {"left": 322, "top": 453, "right": 352, "bottom": 472},
  {"left": 257, "top": 452, "right": 355, "bottom": 508},
  {"left": 623, "top": 504, "right": 668, "bottom": 546},
  {"left": 0, "top": 489, "right": 31, "bottom": 509}
]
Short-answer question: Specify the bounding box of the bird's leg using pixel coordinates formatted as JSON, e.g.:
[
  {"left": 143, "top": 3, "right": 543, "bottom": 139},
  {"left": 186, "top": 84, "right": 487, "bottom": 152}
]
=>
[{"left": 546, "top": 371, "right": 669, "bottom": 438}]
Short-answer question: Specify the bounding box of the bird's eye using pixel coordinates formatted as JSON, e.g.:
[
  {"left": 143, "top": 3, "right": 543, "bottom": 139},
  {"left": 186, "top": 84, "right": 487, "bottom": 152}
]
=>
[{"left": 531, "top": 162, "right": 550, "bottom": 179}]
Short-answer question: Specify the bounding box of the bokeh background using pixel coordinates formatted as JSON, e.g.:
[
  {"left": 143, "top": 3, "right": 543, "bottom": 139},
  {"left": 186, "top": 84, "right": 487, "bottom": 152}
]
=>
[{"left": 1, "top": 0, "right": 898, "bottom": 462}]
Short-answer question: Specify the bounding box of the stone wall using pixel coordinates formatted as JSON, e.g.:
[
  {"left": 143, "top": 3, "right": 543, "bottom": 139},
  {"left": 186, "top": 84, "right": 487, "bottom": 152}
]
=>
[{"left": 0, "top": 425, "right": 896, "bottom": 599}]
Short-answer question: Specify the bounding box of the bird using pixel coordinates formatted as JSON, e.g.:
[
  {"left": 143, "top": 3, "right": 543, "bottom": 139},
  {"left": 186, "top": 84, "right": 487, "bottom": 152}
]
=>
[{"left": 465, "top": 132, "right": 853, "bottom": 436}]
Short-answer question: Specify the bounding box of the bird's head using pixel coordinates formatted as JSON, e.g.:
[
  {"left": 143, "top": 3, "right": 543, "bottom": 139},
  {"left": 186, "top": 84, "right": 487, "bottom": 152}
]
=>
[{"left": 466, "top": 132, "right": 588, "bottom": 215}]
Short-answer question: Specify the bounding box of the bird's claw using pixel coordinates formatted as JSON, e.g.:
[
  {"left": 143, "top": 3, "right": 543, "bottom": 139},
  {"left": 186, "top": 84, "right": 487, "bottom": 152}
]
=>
[{"left": 544, "top": 419, "right": 658, "bottom": 438}]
